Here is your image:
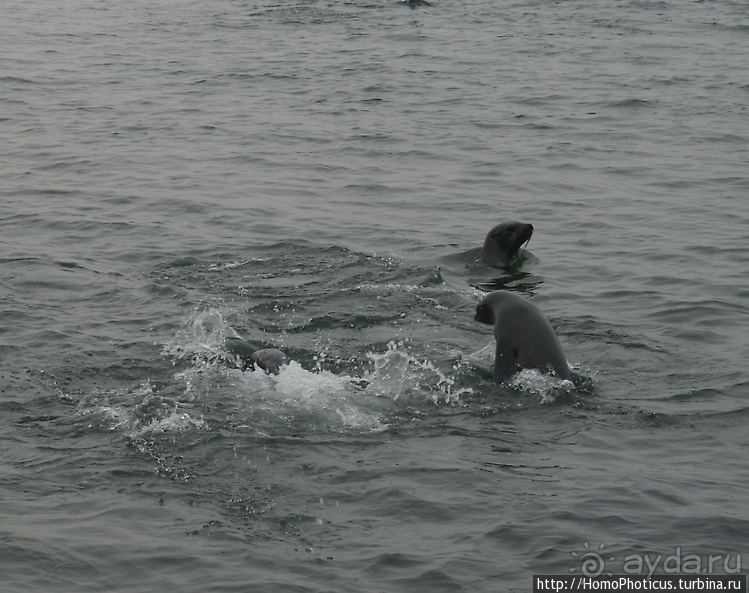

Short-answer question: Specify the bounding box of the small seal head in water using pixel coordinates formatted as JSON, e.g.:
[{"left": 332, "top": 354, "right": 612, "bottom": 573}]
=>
[
  {"left": 243, "top": 348, "right": 290, "bottom": 375},
  {"left": 480, "top": 221, "right": 533, "bottom": 269},
  {"left": 475, "top": 290, "right": 571, "bottom": 383}
]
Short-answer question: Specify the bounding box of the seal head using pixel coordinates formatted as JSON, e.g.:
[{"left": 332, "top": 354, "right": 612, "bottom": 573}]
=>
[
  {"left": 480, "top": 222, "right": 533, "bottom": 269},
  {"left": 475, "top": 290, "right": 571, "bottom": 383},
  {"left": 243, "top": 348, "right": 290, "bottom": 375}
]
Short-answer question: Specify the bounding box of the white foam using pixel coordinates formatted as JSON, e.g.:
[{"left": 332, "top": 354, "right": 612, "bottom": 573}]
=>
[
  {"left": 234, "top": 361, "right": 390, "bottom": 433},
  {"left": 508, "top": 369, "right": 574, "bottom": 404}
]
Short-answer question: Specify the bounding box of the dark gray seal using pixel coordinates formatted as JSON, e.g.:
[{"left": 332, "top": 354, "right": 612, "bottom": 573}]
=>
[
  {"left": 225, "top": 338, "right": 289, "bottom": 375},
  {"left": 475, "top": 290, "right": 571, "bottom": 383},
  {"left": 480, "top": 221, "right": 533, "bottom": 269},
  {"left": 243, "top": 348, "right": 289, "bottom": 375}
]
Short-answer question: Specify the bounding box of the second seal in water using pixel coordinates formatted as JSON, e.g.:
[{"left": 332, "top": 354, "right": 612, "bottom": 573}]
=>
[{"left": 480, "top": 221, "right": 533, "bottom": 269}]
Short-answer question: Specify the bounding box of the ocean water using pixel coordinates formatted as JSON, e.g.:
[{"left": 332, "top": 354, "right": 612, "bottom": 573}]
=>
[{"left": 2, "top": 0, "right": 748, "bottom": 590}]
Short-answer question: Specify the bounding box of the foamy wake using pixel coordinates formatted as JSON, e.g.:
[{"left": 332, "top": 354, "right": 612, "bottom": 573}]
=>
[{"left": 72, "top": 380, "right": 207, "bottom": 438}]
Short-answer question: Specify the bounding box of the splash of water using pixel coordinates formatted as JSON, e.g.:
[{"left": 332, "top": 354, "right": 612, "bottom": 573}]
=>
[
  {"left": 364, "top": 340, "right": 472, "bottom": 404},
  {"left": 508, "top": 369, "right": 575, "bottom": 404},
  {"left": 162, "top": 308, "right": 238, "bottom": 364},
  {"left": 158, "top": 309, "right": 477, "bottom": 435},
  {"left": 240, "top": 362, "right": 390, "bottom": 433}
]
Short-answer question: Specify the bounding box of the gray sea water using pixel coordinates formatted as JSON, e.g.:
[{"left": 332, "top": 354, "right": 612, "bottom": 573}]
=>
[{"left": 2, "top": 0, "right": 748, "bottom": 591}]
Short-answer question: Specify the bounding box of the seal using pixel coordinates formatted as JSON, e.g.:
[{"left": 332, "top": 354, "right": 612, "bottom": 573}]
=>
[
  {"left": 480, "top": 221, "right": 533, "bottom": 269},
  {"left": 475, "top": 290, "right": 571, "bottom": 383},
  {"left": 243, "top": 348, "right": 289, "bottom": 375},
  {"left": 225, "top": 338, "right": 289, "bottom": 375}
]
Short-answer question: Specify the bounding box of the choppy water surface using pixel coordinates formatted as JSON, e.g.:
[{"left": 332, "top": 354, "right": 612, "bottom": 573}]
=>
[{"left": 2, "top": 0, "right": 748, "bottom": 590}]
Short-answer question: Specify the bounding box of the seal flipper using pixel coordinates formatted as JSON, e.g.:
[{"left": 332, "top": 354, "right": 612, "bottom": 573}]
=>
[{"left": 493, "top": 342, "right": 518, "bottom": 384}]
